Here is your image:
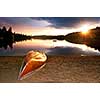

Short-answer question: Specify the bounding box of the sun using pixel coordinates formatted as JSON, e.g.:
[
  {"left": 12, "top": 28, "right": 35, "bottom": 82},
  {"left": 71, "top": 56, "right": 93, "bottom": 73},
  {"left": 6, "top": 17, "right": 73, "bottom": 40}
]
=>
[{"left": 80, "top": 25, "right": 89, "bottom": 35}]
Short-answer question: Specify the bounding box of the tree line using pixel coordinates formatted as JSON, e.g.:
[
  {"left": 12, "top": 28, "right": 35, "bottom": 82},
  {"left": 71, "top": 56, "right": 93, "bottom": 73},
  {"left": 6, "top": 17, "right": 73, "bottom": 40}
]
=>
[{"left": 0, "top": 26, "right": 32, "bottom": 49}]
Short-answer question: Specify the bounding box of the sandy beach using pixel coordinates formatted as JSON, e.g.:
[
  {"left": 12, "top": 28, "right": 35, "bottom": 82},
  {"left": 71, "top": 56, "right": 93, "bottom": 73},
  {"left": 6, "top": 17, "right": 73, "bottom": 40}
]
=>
[{"left": 0, "top": 56, "right": 100, "bottom": 83}]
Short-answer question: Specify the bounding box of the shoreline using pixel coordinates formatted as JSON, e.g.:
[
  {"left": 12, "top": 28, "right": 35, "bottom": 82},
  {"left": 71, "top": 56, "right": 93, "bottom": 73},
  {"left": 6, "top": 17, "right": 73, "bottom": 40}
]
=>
[{"left": 0, "top": 56, "right": 100, "bottom": 83}]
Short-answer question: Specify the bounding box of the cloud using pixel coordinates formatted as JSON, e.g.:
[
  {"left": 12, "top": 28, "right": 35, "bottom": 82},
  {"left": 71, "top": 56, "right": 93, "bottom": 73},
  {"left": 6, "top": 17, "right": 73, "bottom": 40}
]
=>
[
  {"left": 47, "top": 46, "right": 100, "bottom": 55},
  {"left": 31, "top": 17, "right": 100, "bottom": 28},
  {"left": 0, "top": 17, "right": 52, "bottom": 34},
  {"left": 0, "top": 17, "right": 51, "bottom": 28},
  {"left": 0, "top": 17, "right": 100, "bottom": 35},
  {"left": 0, "top": 17, "right": 100, "bottom": 29}
]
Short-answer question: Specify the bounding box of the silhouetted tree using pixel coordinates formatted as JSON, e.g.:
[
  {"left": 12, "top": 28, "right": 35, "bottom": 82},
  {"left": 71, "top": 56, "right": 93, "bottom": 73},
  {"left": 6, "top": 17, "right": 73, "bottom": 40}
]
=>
[
  {"left": 2, "top": 26, "right": 7, "bottom": 32},
  {"left": 8, "top": 27, "right": 12, "bottom": 33}
]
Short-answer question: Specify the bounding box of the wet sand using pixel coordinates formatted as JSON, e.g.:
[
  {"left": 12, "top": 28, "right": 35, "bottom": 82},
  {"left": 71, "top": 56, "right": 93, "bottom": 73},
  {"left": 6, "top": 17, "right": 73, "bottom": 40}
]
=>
[{"left": 0, "top": 56, "right": 100, "bottom": 83}]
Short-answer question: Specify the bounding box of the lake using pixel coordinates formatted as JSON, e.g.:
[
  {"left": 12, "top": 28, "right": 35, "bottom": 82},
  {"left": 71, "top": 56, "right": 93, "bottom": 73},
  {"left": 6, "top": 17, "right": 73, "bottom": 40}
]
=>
[{"left": 0, "top": 39, "right": 100, "bottom": 56}]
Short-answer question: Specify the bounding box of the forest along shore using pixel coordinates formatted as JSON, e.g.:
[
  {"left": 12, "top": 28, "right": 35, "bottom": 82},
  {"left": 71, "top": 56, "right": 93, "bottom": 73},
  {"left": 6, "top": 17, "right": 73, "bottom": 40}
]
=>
[{"left": 0, "top": 56, "right": 100, "bottom": 83}]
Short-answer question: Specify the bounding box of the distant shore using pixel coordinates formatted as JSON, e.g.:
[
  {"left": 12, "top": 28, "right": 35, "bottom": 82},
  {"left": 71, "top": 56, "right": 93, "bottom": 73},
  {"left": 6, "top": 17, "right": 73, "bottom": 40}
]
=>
[{"left": 0, "top": 56, "right": 100, "bottom": 83}]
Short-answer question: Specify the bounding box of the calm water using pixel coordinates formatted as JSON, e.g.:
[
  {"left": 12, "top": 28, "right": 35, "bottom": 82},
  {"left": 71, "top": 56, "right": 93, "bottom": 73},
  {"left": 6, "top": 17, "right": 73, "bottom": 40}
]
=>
[{"left": 0, "top": 39, "right": 100, "bottom": 56}]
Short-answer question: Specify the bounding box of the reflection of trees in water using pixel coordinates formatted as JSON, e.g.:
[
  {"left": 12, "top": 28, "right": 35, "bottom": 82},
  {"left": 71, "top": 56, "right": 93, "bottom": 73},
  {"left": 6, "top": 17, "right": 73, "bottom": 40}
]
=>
[
  {"left": 0, "top": 26, "right": 32, "bottom": 50},
  {"left": 0, "top": 38, "right": 13, "bottom": 49}
]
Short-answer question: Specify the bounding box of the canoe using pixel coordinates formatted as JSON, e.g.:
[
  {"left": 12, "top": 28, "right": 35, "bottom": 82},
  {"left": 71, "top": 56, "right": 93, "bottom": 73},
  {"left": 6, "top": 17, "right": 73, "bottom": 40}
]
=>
[{"left": 18, "top": 50, "right": 47, "bottom": 80}]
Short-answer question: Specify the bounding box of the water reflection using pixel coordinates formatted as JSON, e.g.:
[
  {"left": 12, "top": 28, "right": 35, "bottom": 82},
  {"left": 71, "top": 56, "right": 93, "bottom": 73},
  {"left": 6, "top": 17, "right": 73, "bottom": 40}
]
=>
[
  {"left": 0, "top": 39, "right": 100, "bottom": 56},
  {"left": 47, "top": 40, "right": 100, "bottom": 55},
  {"left": 0, "top": 38, "right": 13, "bottom": 49},
  {"left": 47, "top": 46, "right": 100, "bottom": 55}
]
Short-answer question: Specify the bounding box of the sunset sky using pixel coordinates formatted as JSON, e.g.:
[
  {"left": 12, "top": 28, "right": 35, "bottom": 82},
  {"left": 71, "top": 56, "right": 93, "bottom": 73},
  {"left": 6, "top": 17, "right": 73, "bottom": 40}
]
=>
[{"left": 0, "top": 17, "right": 100, "bottom": 36}]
